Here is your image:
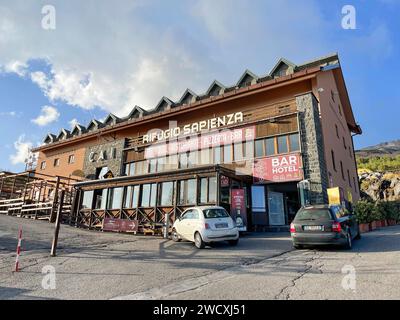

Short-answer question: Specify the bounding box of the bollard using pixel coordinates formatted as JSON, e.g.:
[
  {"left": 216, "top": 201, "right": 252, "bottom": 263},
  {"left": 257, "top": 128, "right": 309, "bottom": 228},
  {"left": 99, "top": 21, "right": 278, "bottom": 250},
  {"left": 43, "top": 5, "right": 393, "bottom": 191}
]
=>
[
  {"left": 14, "top": 227, "right": 22, "bottom": 272},
  {"left": 164, "top": 213, "right": 170, "bottom": 239}
]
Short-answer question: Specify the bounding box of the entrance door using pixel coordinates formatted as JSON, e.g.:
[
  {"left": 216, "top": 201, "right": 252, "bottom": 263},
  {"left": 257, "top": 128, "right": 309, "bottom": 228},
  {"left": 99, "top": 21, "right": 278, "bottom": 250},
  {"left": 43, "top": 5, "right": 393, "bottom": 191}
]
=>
[{"left": 268, "top": 191, "right": 285, "bottom": 226}]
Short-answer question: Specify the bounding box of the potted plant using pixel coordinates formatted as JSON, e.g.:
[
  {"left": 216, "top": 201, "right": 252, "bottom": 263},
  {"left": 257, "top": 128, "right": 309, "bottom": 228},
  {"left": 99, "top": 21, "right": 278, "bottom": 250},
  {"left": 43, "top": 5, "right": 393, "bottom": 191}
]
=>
[{"left": 354, "top": 200, "right": 373, "bottom": 233}]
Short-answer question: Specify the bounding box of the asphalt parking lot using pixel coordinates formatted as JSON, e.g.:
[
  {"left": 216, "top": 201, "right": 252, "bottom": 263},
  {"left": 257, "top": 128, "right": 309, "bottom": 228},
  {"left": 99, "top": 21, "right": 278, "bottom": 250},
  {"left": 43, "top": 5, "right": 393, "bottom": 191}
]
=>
[{"left": 1, "top": 214, "right": 400, "bottom": 300}]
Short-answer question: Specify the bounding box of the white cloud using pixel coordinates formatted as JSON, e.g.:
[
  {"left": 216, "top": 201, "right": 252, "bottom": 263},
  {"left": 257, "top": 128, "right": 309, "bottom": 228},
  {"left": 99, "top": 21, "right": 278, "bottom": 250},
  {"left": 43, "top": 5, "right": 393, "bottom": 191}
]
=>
[
  {"left": 31, "top": 105, "right": 60, "bottom": 126},
  {"left": 0, "top": 0, "right": 393, "bottom": 119},
  {"left": 9, "top": 135, "right": 32, "bottom": 165},
  {"left": 2, "top": 60, "right": 28, "bottom": 76},
  {"left": 68, "top": 118, "right": 79, "bottom": 129}
]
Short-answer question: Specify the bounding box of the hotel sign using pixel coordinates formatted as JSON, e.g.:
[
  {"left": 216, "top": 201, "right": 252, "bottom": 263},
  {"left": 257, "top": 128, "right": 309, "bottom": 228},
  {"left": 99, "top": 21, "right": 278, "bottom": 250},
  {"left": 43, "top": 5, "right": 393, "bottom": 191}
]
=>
[
  {"left": 142, "top": 112, "right": 244, "bottom": 144},
  {"left": 253, "top": 153, "right": 303, "bottom": 184}
]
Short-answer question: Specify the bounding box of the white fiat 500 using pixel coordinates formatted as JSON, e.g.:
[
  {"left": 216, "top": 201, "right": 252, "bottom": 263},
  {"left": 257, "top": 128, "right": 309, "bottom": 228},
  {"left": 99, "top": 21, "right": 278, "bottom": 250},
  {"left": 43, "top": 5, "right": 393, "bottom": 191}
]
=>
[{"left": 171, "top": 206, "right": 239, "bottom": 249}]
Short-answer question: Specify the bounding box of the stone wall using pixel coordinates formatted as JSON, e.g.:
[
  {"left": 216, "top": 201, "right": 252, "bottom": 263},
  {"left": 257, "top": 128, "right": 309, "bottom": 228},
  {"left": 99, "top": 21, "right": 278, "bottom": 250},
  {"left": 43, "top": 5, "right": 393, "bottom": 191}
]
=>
[
  {"left": 83, "top": 139, "right": 126, "bottom": 179},
  {"left": 296, "top": 93, "right": 329, "bottom": 204}
]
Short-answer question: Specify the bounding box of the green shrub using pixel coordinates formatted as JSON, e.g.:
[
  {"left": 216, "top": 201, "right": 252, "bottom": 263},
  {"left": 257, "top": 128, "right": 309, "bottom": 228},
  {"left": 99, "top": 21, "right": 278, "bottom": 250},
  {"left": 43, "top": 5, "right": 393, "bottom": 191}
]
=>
[
  {"left": 354, "top": 200, "right": 376, "bottom": 224},
  {"left": 375, "top": 201, "right": 396, "bottom": 220}
]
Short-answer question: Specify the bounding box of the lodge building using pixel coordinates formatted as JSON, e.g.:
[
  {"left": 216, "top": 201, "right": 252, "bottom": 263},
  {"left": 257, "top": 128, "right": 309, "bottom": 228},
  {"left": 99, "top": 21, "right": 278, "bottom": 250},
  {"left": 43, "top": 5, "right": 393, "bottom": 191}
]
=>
[{"left": 32, "top": 53, "right": 362, "bottom": 232}]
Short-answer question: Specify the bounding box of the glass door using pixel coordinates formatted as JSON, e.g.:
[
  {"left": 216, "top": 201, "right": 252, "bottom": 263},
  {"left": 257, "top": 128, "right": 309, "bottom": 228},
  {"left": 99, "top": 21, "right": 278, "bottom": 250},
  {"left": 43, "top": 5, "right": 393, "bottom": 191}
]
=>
[{"left": 268, "top": 191, "right": 285, "bottom": 226}]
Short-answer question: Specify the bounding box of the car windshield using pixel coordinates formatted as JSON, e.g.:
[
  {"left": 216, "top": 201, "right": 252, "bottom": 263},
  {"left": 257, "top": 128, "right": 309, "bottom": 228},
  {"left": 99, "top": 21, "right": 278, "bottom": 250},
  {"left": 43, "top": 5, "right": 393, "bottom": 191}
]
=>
[
  {"left": 295, "top": 208, "right": 332, "bottom": 221},
  {"left": 203, "top": 208, "right": 230, "bottom": 219}
]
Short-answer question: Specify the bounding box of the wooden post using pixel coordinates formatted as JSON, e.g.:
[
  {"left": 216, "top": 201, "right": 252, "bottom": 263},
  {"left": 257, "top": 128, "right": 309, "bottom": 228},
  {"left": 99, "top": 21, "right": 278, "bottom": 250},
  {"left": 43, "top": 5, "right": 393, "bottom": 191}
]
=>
[{"left": 51, "top": 190, "right": 64, "bottom": 257}]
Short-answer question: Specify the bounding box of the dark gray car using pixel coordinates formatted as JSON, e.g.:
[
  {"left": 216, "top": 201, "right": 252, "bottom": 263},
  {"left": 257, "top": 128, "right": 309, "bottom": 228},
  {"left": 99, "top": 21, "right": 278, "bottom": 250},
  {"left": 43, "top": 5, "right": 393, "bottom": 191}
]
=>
[{"left": 290, "top": 204, "right": 361, "bottom": 249}]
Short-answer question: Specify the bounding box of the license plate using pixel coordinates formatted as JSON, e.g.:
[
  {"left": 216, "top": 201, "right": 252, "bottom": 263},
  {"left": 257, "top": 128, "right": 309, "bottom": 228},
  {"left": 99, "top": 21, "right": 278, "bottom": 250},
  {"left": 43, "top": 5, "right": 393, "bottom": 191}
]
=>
[
  {"left": 215, "top": 223, "right": 228, "bottom": 228},
  {"left": 303, "top": 225, "right": 324, "bottom": 231}
]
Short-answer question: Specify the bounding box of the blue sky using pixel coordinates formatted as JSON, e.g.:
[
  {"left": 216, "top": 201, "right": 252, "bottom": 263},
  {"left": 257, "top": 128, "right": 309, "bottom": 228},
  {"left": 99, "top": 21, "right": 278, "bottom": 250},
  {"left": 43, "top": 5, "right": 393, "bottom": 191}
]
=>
[{"left": 0, "top": 0, "right": 399, "bottom": 171}]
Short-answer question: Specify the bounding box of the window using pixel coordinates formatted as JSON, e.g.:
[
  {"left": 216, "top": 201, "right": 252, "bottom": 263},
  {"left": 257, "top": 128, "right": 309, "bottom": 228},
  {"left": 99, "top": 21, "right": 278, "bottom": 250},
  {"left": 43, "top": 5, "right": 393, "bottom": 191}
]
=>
[
  {"left": 213, "top": 146, "right": 222, "bottom": 164},
  {"left": 179, "top": 153, "right": 189, "bottom": 169},
  {"left": 159, "top": 182, "right": 174, "bottom": 206},
  {"left": 107, "top": 187, "right": 123, "bottom": 209},
  {"left": 223, "top": 144, "right": 232, "bottom": 163},
  {"left": 188, "top": 151, "right": 198, "bottom": 167},
  {"left": 200, "top": 148, "right": 211, "bottom": 165},
  {"left": 331, "top": 90, "right": 335, "bottom": 102},
  {"left": 353, "top": 177, "right": 357, "bottom": 191},
  {"left": 149, "top": 158, "right": 157, "bottom": 173},
  {"left": 124, "top": 186, "right": 133, "bottom": 208},
  {"left": 233, "top": 143, "right": 244, "bottom": 161},
  {"left": 208, "top": 177, "right": 217, "bottom": 203},
  {"left": 93, "top": 189, "right": 108, "bottom": 209},
  {"left": 141, "top": 183, "right": 157, "bottom": 207},
  {"left": 68, "top": 154, "right": 75, "bottom": 164},
  {"left": 266, "top": 138, "right": 275, "bottom": 156},
  {"left": 331, "top": 150, "right": 336, "bottom": 171},
  {"left": 54, "top": 158, "right": 60, "bottom": 167},
  {"left": 40, "top": 161, "right": 46, "bottom": 170},
  {"left": 343, "top": 137, "right": 347, "bottom": 149},
  {"left": 347, "top": 170, "right": 352, "bottom": 187},
  {"left": 338, "top": 104, "right": 342, "bottom": 116},
  {"left": 135, "top": 160, "right": 148, "bottom": 175},
  {"left": 200, "top": 178, "right": 208, "bottom": 204},
  {"left": 340, "top": 161, "right": 345, "bottom": 180},
  {"left": 203, "top": 208, "right": 230, "bottom": 219},
  {"left": 81, "top": 191, "right": 94, "bottom": 209},
  {"left": 132, "top": 185, "right": 140, "bottom": 208},
  {"left": 96, "top": 166, "right": 109, "bottom": 180},
  {"left": 129, "top": 163, "right": 135, "bottom": 176},
  {"left": 255, "top": 139, "right": 264, "bottom": 158},
  {"left": 335, "top": 124, "right": 339, "bottom": 138},
  {"left": 289, "top": 133, "right": 300, "bottom": 152},
  {"left": 179, "top": 179, "right": 196, "bottom": 205},
  {"left": 254, "top": 139, "right": 264, "bottom": 158},
  {"left": 200, "top": 177, "right": 217, "bottom": 204},
  {"left": 277, "top": 136, "right": 288, "bottom": 153}
]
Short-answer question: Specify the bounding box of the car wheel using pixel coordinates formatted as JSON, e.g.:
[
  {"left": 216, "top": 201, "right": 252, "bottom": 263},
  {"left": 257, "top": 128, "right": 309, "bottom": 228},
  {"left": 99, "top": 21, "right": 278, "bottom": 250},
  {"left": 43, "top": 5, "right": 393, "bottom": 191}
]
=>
[
  {"left": 344, "top": 231, "right": 352, "bottom": 249},
  {"left": 171, "top": 228, "right": 181, "bottom": 242},
  {"left": 228, "top": 239, "right": 239, "bottom": 246},
  {"left": 194, "top": 232, "right": 205, "bottom": 249}
]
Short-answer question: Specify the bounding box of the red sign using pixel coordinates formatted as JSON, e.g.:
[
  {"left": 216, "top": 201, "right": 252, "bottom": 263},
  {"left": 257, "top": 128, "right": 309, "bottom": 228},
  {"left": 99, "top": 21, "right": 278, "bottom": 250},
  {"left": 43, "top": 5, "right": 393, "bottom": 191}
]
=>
[
  {"left": 145, "top": 126, "right": 255, "bottom": 159},
  {"left": 253, "top": 153, "right": 303, "bottom": 184},
  {"left": 230, "top": 189, "right": 247, "bottom": 230},
  {"left": 103, "top": 218, "right": 139, "bottom": 233}
]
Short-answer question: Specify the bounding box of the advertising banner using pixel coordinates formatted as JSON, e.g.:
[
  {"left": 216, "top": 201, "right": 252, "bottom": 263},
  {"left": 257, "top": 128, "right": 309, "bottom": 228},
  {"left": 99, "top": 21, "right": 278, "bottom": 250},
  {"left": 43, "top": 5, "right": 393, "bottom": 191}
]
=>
[
  {"left": 253, "top": 153, "right": 303, "bottom": 184},
  {"left": 230, "top": 189, "right": 247, "bottom": 232}
]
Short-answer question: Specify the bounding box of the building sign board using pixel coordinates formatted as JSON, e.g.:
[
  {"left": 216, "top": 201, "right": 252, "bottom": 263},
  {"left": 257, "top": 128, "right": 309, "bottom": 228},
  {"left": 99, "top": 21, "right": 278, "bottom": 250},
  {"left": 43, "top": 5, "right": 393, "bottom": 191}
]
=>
[
  {"left": 145, "top": 126, "right": 255, "bottom": 159},
  {"left": 103, "top": 218, "right": 139, "bottom": 233},
  {"left": 253, "top": 153, "right": 303, "bottom": 184},
  {"left": 142, "top": 112, "right": 244, "bottom": 144}
]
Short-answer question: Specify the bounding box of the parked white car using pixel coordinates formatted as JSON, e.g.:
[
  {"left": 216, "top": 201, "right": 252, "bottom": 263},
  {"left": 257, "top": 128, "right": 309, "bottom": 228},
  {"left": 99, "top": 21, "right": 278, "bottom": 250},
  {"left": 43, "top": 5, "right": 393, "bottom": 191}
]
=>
[{"left": 171, "top": 206, "right": 239, "bottom": 249}]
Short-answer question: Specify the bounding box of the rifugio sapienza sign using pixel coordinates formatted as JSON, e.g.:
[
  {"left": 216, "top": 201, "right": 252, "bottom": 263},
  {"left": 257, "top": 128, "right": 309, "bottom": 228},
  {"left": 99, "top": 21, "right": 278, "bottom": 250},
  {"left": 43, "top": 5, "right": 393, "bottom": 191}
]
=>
[{"left": 253, "top": 153, "right": 303, "bottom": 184}]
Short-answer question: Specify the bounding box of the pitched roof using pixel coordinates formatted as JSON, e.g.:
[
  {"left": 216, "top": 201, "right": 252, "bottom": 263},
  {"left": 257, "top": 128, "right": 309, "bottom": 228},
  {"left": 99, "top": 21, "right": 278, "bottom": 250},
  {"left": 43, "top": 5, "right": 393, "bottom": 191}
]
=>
[
  {"left": 154, "top": 96, "right": 174, "bottom": 112},
  {"left": 179, "top": 89, "right": 198, "bottom": 105},
  {"left": 206, "top": 80, "right": 226, "bottom": 96},
  {"left": 71, "top": 124, "right": 86, "bottom": 136},
  {"left": 236, "top": 69, "right": 258, "bottom": 88}
]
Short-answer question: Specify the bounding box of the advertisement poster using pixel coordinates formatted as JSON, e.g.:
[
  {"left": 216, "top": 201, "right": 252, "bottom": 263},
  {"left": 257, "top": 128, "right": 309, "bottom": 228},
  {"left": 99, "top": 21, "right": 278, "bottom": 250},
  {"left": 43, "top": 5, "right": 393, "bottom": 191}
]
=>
[
  {"left": 231, "top": 189, "right": 247, "bottom": 232},
  {"left": 253, "top": 153, "right": 303, "bottom": 184}
]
